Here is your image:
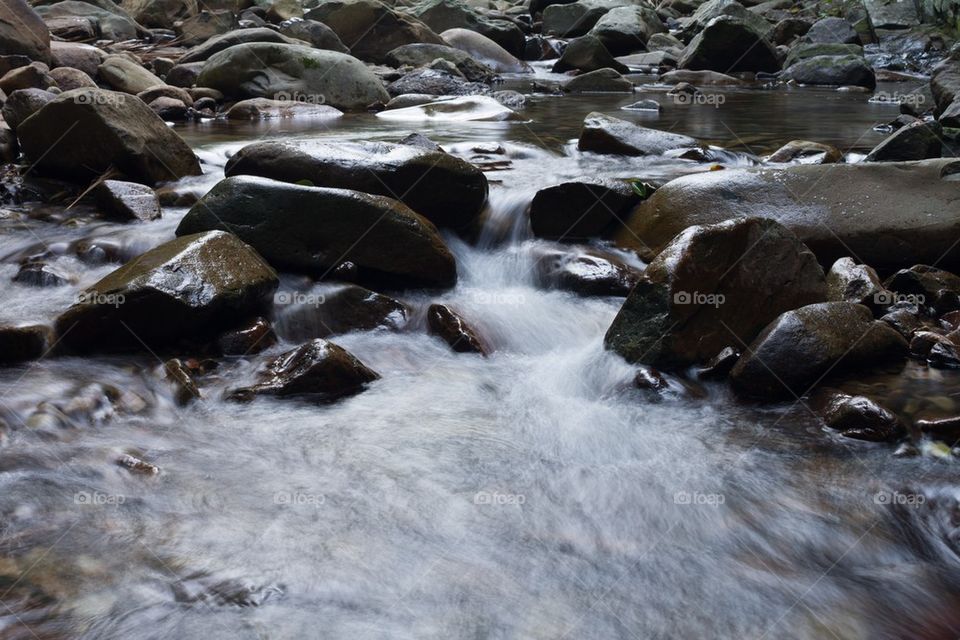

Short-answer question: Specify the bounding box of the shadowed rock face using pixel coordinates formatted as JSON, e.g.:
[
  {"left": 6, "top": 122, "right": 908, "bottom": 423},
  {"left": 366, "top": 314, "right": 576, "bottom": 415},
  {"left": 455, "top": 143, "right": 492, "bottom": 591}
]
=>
[
  {"left": 605, "top": 217, "right": 827, "bottom": 368},
  {"left": 678, "top": 16, "right": 779, "bottom": 73},
  {"left": 54, "top": 231, "right": 279, "bottom": 353},
  {"left": 730, "top": 302, "right": 908, "bottom": 399},
  {"left": 224, "top": 140, "right": 487, "bottom": 231},
  {"left": 176, "top": 176, "right": 458, "bottom": 290},
  {"left": 17, "top": 88, "right": 201, "bottom": 185},
  {"left": 0, "top": 0, "right": 51, "bottom": 63},
  {"left": 614, "top": 159, "right": 960, "bottom": 270}
]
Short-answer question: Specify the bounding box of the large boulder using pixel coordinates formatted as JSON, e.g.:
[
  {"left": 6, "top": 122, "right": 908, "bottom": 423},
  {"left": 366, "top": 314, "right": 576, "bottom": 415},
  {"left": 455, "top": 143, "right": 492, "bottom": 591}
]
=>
[
  {"left": 278, "top": 18, "right": 349, "bottom": 53},
  {"left": 863, "top": 0, "right": 919, "bottom": 28},
  {"left": 50, "top": 41, "right": 105, "bottom": 77},
  {"left": 552, "top": 35, "right": 627, "bottom": 73},
  {"left": 782, "top": 42, "right": 862, "bottom": 69},
  {"left": 780, "top": 54, "right": 876, "bottom": 89},
  {"left": 54, "top": 231, "right": 278, "bottom": 353},
  {"left": 17, "top": 88, "right": 201, "bottom": 185},
  {"left": 680, "top": 0, "right": 771, "bottom": 39},
  {"left": 273, "top": 284, "right": 407, "bottom": 341},
  {"left": 228, "top": 339, "right": 379, "bottom": 402},
  {"left": 578, "top": 112, "right": 700, "bottom": 156},
  {"left": 588, "top": 5, "right": 665, "bottom": 55},
  {"left": 730, "top": 302, "right": 908, "bottom": 399},
  {"left": 613, "top": 159, "right": 960, "bottom": 269},
  {"left": 176, "top": 176, "right": 457, "bottom": 289},
  {"left": 529, "top": 178, "right": 639, "bottom": 240},
  {"left": 223, "top": 140, "right": 487, "bottom": 230},
  {"left": 542, "top": 0, "right": 612, "bottom": 37},
  {"left": 410, "top": 0, "right": 525, "bottom": 57},
  {"left": 678, "top": 16, "right": 779, "bottom": 73},
  {"left": 0, "top": 0, "right": 51, "bottom": 63},
  {"left": 35, "top": 1, "right": 140, "bottom": 41},
  {"left": 196, "top": 43, "right": 388, "bottom": 111},
  {"left": 178, "top": 27, "right": 307, "bottom": 63},
  {"left": 805, "top": 17, "right": 859, "bottom": 44},
  {"left": 304, "top": 0, "right": 443, "bottom": 64},
  {"left": 440, "top": 27, "right": 532, "bottom": 73},
  {"left": 604, "top": 217, "right": 827, "bottom": 368},
  {"left": 98, "top": 54, "right": 163, "bottom": 94}
]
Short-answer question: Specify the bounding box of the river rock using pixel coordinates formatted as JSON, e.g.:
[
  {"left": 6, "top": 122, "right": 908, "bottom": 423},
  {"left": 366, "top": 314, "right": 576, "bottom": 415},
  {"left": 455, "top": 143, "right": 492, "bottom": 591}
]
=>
[
  {"left": 680, "top": 0, "right": 771, "bottom": 39},
  {"left": 0, "top": 63, "right": 54, "bottom": 93},
  {"left": 427, "top": 303, "right": 487, "bottom": 355},
  {"left": 0, "top": 325, "right": 50, "bottom": 364},
  {"left": 122, "top": 0, "right": 196, "bottom": 29},
  {"left": 278, "top": 18, "right": 349, "bottom": 53},
  {"left": 54, "top": 231, "right": 279, "bottom": 353},
  {"left": 440, "top": 27, "right": 532, "bottom": 73},
  {"left": 589, "top": 6, "right": 665, "bottom": 55},
  {"left": 782, "top": 42, "right": 863, "bottom": 69},
  {"left": 659, "top": 69, "right": 742, "bottom": 85},
  {"left": 217, "top": 317, "right": 277, "bottom": 355},
  {"left": 36, "top": 1, "right": 140, "bottom": 42},
  {"left": 178, "top": 27, "right": 305, "bottom": 64},
  {"left": 562, "top": 67, "right": 633, "bottom": 92},
  {"left": 826, "top": 257, "right": 885, "bottom": 307},
  {"left": 529, "top": 178, "right": 638, "bottom": 240},
  {"left": 614, "top": 159, "right": 960, "bottom": 269},
  {"left": 884, "top": 265, "right": 960, "bottom": 311},
  {"left": 98, "top": 55, "right": 163, "bottom": 94},
  {"left": 49, "top": 66, "right": 95, "bottom": 90},
  {"left": 385, "top": 43, "right": 496, "bottom": 82},
  {"left": 679, "top": 16, "right": 779, "bottom": 73},
  {"left": 375, "top": 94, "right": 520, "bottom": 122},
  {"left": 228, "top": 339, "right": 379, "bottom": 402},
  {"left": 176, "top": 176, "right": 457, "bottom": 289},
  {"left": 815, "top": 391, "right": 906, "bottom": 441},
  {"left": 864, "top": 120, "right": 941, "bottom": 162},
  {"left": 274, "top": 284, "right": 407, "bottom": 341},
  {"left": 605, "top": 217, "right": 827, "bottom": 368},
  {"left": 196, "top": 43, "right": 388, "bottom": 111},
  {"left": 50, "top": 41, "right": 105, "bottom": 77},
  {"left": 411, "top": 0, "right": 525, "bottom": 57},
  {"left": 805, "top": 17, "right": 859, "bottom": 44},
  {"left": 578, "top": 111, "right": 700, "bottom": 156},
  {"left": 304, "top": 0, "right": 443, "bottom": 64},
  {"left": 93, "top": 180, "right": 160, "bottom": 221},
  {"left": 223, "top": 140, "right": 487, "bottom": 230},
  {"left": 766, "top": 139, "right": 842, "bottom": 164},
  {"left": 552, "top": 35, "right": 628, "bottom": 74},
  {"left": 730, "top": 302, "right": 908, "bottom": 399},
  {"left": 781, "top": 54, "right": 876, "bottom": 89},
  {"left": 225, "top": 98, "right": 343, "bottom": 120},
  {"left": 536, "top": 247, "right": 641, "bottom": 296},
  {"left": 0, "top": 88, "right": 54, "bottom": 131},
  {"left": 17, "top": 88, "right": 201, "bottom": 185},
  {"left": 386, "top": 68, "right": 488, "bottom": 96},
  {"left": 542, "top": 0, "right": 611, "bottom": 37},
  {"left": 0, "top": 0, "right": 51, "bottom": 63}
]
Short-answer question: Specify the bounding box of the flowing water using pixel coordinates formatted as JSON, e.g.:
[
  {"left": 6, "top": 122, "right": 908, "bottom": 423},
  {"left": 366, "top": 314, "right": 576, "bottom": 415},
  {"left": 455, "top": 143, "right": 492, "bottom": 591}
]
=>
[{"left": 1, "top": 78, "right": 960, "bottom": 640}]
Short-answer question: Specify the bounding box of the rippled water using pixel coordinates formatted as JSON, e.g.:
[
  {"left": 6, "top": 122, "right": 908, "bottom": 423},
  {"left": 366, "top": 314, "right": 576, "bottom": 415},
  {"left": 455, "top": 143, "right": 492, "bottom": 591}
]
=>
[{"left": 0, "top": 81, "right": 958, "bottom": 640}]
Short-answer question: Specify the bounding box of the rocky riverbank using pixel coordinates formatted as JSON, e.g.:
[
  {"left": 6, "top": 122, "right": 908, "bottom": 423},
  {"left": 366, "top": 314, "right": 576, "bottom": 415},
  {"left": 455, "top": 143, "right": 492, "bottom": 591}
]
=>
[{"left": 2, "top": 0, "right": 960, "bottom": 636}]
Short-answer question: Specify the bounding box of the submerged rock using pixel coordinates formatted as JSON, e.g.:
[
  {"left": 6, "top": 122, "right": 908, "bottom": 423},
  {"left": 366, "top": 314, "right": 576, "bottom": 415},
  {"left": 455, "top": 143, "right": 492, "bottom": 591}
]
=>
[
  {"left": 427, "top": 303, "right": 487, "bottom": 354},
  {"left": 578, "top": 112, "right": 700, "bottom": 156},
  {"left": 54, "top": 231, "right": 279, "bottom": 353},
  {"left": 730, "top": 302, "right": 908, "bottom": 399},
  {"left": 225, "top": 98, "right": 343, "bottom": 120},
  {"left": 815, "top": 391, "right": 906, "bottom": 441},
  {"left": 223, "top": 140, "right": 487, "bottom": 231},
  {"left": 562, "top": 67, "right": 633, "bottom": 93},
  {"left": 614, "top": 159, "right": 960, "bottom": 269},
  {"left": 228, "top": 339, "right": 379, "bottom": 402},
  {"left": 605, "top": 217, "right": 827, "bottom": 368},
  {"left": 176, "top": 176, "right": 457, "bottom": 289},
  {"left": 766, "top": 140, "right": 842, "bottom": 164},
  {"left": 375, "top": 95, "right": 521, "bottom": 122}
]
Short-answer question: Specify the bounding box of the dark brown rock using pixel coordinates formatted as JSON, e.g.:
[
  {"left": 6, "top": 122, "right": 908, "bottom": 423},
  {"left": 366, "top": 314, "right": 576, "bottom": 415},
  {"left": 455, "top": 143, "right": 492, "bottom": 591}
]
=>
[{"left": 427, "top": 303, "right": 487, "bottom": 354}]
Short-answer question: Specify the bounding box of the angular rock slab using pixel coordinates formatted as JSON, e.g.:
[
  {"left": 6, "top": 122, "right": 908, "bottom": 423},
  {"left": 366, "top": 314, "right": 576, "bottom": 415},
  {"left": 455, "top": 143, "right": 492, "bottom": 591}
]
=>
[
  {"left": 54, "top": 231, "right": 279, "bottom": 353},
  {"left": 615, "top": 159, "right": 960, "bottom": 270},
  {"left": 605, "top": 217, "right": 827, "bottom": 368},
  {"left": 176, "top": 176, "right": 457, "bottom": 289}
]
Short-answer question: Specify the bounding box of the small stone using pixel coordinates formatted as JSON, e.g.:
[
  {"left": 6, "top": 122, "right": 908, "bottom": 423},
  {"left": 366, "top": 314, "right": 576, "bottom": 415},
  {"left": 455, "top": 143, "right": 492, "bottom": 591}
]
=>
[
  {"left": 217, "top": 317, "right": 277, "bottom": 356},
  {"left": 164, "top": 358, "right": 200, "bottom": 406},
  {"left": 93, "top": 180, "right": 161, "bottom": 222},
  {"left": 427, "top": 303, "right": 487, "bottom": 355},
  {"left": 117, "top": 453, "right": 160, "bottom": 475}
]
